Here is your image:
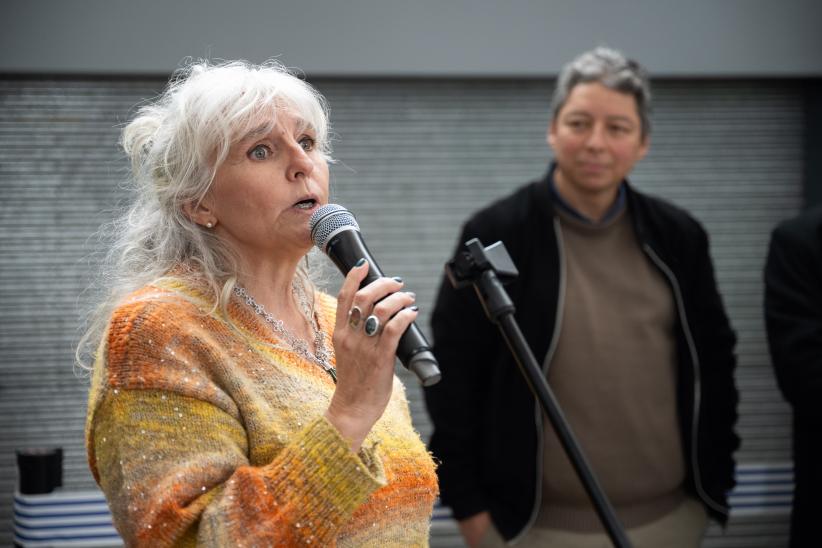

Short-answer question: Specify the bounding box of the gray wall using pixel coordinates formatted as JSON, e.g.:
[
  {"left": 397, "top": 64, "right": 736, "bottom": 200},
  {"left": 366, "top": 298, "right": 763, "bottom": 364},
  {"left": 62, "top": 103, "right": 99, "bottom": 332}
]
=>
[
  {"left": 805, "top": 82, "right": 822, "bottom": 207},
  {"left": 2, "top": 0, "right": 822, "bottom": 77}
]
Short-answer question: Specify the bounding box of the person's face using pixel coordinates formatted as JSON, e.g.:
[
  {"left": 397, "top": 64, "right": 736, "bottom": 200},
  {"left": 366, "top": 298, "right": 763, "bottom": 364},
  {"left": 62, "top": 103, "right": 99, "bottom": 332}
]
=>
[
  {"left": 198, "top": 109, "right": 329, "bottom": 263},
  {"left": 548, "top": 81, "right": 648, "bottom": 205}
]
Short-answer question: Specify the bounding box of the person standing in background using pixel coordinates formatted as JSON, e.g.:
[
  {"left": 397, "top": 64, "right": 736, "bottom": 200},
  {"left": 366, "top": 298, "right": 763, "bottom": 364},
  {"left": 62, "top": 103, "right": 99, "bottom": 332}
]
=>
[
  {"left": 424, "top": 46, "right": 739, "bottom": 547},
  {"left": 764, "top": 204, "right": 822, "bottom": 548}
]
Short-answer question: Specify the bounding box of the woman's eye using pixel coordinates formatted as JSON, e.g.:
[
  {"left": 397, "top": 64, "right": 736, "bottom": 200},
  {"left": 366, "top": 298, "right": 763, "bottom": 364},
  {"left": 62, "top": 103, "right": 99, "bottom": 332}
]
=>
[
  {"left": 250, "top": 145, "right": 270, "bottom": 160},
  {"left": 299, "top": 137, "right": 315, "bottom": 152}
]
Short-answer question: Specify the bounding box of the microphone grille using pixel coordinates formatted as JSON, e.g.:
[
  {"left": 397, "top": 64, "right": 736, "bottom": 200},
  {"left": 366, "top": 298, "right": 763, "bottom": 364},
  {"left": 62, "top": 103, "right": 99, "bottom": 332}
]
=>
[{"left": 309, "top": 203, "right": 360, "bottom": 250}]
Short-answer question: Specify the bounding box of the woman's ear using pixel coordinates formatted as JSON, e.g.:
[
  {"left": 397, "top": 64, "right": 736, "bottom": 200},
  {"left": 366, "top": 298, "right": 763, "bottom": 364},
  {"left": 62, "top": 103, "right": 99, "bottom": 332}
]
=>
[
  {"left": 547, "top": 120, "right": 558, "bottom": 150},
  {"left": 182, "top": 198, "right": 218, "bottom": 229}
]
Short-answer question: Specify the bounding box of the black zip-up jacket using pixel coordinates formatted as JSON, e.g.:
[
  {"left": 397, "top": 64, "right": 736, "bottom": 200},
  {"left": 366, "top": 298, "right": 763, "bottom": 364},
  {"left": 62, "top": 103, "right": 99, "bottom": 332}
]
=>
[
  {"left": 764, "top": 204, "right": 822, "bottom": 547},
  {"left": 424, "top": 170, "right": 740, "bottom": 541}
]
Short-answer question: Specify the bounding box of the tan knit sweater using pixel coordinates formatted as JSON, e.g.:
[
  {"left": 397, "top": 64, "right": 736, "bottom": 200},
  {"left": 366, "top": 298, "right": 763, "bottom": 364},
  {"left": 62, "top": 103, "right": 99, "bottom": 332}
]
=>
[
  {"left": 540, "top": 210, "right": 684, "bottom": 530},
  {"left": 85, "top": 276, "right": 438, "bottom": 547}
]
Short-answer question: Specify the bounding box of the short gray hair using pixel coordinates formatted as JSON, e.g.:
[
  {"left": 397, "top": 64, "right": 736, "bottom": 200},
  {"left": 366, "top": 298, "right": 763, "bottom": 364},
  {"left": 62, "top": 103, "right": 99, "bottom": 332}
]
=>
[{"left": 551, "top": 47, "right": 651, "bottom": 138}]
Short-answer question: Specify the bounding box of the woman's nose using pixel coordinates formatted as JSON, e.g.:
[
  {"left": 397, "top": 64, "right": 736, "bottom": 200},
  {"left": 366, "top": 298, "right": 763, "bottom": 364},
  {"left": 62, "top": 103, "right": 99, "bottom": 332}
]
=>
[{"left": 287, "top": 143, "right": 315, "bottom": 181}]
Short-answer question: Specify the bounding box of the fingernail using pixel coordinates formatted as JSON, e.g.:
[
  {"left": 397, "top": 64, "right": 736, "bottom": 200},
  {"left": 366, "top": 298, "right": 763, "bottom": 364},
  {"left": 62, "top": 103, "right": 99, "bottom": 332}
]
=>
[
  {"left": 405, "top": 291, "right": 416, "bottom": 299},
  {"left": 355, "top": 258, "right": 366, "bottom": 267},
  {"left": 409, "top": 306, "right": 419, "bottom": 312},
  {"left": 392, "top": 276, "right": 403, "bottom": 283}
]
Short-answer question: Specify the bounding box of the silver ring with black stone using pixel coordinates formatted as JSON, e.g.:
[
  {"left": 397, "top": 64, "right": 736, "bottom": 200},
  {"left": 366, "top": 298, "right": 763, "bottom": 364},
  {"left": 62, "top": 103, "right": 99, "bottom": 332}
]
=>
[{"left": 363, "top": 314, "right": 381, "bottom": 337}]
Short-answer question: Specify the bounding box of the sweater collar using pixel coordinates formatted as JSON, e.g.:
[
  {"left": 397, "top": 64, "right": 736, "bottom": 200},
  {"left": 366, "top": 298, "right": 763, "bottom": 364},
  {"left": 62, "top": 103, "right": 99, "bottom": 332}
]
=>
[{"left": 546, "top": 162, "right": 627, "bottom": 226}]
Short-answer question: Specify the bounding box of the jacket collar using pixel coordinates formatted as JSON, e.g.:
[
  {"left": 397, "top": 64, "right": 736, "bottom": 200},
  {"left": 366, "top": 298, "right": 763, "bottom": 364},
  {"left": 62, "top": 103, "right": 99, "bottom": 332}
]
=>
[
  {"left": 545, "top": 163, "right": 627, "bottom": 225},
  {"left": 539, "top": 162, "right": 660, "bottom": 253}
]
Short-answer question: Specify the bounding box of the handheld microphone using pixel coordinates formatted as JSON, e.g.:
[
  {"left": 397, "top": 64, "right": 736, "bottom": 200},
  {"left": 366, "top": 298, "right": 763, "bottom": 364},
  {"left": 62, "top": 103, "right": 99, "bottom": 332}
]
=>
[{"left": 309, "top": 204, "right": 441, "bottom": 386}]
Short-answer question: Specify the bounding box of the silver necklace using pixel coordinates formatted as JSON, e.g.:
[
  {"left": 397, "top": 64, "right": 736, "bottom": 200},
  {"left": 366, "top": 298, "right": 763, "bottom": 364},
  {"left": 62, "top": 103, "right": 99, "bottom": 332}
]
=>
[{"left": 234, "top": 284, "right": 336, "bottom": 382}]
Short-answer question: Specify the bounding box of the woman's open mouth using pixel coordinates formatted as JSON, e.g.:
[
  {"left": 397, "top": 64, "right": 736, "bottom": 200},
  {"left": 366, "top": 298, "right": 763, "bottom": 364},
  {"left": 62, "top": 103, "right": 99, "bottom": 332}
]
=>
[{"left": 294, "top": 198, "right": 317, "bottom": 210}]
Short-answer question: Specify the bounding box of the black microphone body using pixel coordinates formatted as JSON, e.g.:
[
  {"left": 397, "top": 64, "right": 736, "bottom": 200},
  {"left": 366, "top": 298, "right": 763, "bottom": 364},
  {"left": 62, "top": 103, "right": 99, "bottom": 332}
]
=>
[{"left": 310, "top": 205, "right": 441, "bottom": 386}]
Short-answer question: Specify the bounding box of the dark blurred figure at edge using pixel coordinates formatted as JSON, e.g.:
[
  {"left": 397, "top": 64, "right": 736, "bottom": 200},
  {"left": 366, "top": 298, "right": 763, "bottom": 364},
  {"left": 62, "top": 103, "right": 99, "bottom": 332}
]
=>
[
  {"left": 424, "top": 46, "right": 740, "bottom": 547},
  {"left": 765, "top": 204, "right": 822, "bottom": 548}
]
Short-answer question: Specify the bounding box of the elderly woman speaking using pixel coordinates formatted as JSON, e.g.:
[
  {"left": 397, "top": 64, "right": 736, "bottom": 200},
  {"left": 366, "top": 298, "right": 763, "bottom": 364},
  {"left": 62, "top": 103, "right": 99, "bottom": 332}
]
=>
[{"left": 80, "top": 61, "right": 438, "bottom": 546}]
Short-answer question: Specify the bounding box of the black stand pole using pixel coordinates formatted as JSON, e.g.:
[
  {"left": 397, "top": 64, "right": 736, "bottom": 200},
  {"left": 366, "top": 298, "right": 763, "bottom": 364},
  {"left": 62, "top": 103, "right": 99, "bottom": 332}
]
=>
[{"left": 446, "top": 239, "right": 632, "bottom": 548}]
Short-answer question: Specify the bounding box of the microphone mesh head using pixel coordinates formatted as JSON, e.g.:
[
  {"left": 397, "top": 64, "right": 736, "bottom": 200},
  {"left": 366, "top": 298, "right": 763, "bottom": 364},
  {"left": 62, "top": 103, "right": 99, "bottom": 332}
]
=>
[{"left": 309, "top": 204, "right": 360, "bottom": 250}]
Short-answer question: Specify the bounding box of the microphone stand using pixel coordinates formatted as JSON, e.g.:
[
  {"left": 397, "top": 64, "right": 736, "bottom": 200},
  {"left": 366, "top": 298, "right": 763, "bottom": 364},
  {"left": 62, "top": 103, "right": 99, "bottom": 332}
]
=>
[{"left": 445, "top": 238, "right": 632, "bottom": 548}]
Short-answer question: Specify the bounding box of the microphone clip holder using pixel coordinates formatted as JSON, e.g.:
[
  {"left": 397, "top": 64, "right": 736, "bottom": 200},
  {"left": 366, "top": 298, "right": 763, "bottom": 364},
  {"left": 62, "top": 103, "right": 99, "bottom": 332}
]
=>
[{"left": 445, "top": 238, "right": 633, "bottom": 548}]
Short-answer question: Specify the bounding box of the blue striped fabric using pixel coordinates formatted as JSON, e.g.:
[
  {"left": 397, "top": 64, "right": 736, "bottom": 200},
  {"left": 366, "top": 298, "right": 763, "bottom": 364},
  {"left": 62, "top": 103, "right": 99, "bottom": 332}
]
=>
[
  {"left": 12, "top": 463, "right": 795, "bottom": 546},
  {"left": 431, "top": 462, "right": 796, "bottom": 522},
  {"left": 727, "top": 463, "right": 794, "bottom": 514},
  {"left": 13, "top": 491, "right": 121, "bottom": 547}
]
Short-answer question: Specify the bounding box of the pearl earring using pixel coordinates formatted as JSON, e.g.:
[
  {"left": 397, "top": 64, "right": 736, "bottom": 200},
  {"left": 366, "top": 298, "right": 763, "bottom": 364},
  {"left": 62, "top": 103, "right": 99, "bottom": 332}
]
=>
[{"left": 206, "top": 222, "right": 214, "bottom": 228}]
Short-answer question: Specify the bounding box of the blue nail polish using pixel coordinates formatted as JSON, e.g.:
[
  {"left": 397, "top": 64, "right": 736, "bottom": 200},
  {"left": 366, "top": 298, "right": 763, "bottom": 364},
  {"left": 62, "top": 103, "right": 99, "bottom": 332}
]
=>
[
  {"left": 355, "top": 258, "right": 366, "bottom": 267},
  {"left": 392, "top": 276, "right": 403, "bottom": 283}
]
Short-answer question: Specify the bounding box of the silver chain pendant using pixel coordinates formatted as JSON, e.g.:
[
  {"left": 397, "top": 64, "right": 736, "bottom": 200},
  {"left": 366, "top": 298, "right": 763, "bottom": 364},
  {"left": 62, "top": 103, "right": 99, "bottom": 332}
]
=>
[{"left": 234, "top": 284, "right": 337, "bottom": 382}]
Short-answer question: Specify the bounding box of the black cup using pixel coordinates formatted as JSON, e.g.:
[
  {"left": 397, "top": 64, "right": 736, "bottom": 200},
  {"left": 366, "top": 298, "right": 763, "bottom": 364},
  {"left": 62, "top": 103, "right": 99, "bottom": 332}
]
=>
[{"left": 16, "top": 447, "right": 63, "bottom": 495}]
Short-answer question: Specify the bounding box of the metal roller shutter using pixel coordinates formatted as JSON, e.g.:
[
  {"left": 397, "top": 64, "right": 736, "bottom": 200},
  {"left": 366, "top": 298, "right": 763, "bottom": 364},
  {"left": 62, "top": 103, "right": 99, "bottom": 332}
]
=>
[{"left": 0, "top": 76, "right": 803, "bottom": 546}]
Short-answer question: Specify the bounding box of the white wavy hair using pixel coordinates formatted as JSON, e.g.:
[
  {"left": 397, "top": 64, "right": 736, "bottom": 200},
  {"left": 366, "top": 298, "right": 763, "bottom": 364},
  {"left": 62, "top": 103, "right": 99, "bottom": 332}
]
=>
[{"left": 77, "top": 59, "right": 332, "bottom": 370}]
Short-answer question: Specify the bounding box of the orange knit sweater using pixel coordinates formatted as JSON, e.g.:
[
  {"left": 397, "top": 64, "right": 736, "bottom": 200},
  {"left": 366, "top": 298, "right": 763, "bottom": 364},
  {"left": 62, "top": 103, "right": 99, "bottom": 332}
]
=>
[{"left": 85, "top": 277, "right": 438, "bottom": 547}]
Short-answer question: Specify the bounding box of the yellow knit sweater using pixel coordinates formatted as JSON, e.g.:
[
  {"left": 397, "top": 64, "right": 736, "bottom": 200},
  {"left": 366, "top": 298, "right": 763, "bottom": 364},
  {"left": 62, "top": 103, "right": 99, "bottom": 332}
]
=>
[{"left": 85, "top": 277, "right": 438, "bottom": 547}]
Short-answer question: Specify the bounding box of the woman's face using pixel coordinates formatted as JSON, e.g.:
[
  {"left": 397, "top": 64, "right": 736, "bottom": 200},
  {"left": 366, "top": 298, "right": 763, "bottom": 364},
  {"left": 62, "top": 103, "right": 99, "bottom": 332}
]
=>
[
  {"left": 548, "top": 81, "right": 648, "bottom": 206},
  {"left": 204, "top": 109, "right": 329, "bottom": 263}
]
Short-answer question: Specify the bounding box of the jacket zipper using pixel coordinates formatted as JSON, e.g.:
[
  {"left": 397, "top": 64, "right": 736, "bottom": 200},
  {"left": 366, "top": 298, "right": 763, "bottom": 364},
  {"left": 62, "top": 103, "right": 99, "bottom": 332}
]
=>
[
  {"left": 511, "top": 217, "right": 567, "bottom": 544},
  {"left": 642, "top": 244, "right": 729, "bottom": 518}
]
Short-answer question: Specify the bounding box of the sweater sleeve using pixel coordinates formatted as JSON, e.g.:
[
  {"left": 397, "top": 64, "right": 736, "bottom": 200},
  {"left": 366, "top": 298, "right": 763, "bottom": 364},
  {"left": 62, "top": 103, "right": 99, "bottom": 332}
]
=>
[{"left": 86, "top": 298, "right": 385, "bottom": 547}]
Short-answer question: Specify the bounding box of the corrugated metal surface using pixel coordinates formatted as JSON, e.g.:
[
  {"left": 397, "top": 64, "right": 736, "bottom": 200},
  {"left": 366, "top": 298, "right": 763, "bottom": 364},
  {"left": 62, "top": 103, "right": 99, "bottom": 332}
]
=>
[
  {"left": 0, "top": 78, "right": 159, "bottom": 548},
  {"left": 0, "top": 76, "right": 803, "bottom": 546}
]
